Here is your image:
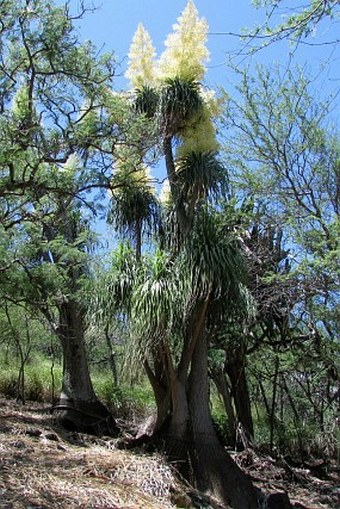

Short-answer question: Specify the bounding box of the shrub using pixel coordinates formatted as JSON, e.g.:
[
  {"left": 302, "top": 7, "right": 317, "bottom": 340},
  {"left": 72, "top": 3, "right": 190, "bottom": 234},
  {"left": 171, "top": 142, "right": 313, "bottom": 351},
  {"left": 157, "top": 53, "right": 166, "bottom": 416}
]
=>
[{"left": 92, "top": 371, "right": 155, "bottom": 421}]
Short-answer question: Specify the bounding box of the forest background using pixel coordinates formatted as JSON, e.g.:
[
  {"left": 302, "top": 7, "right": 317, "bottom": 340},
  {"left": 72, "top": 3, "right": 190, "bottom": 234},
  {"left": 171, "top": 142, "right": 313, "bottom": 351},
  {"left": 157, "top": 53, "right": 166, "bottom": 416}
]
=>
[{"left": 0, "top": 1, "right": 339, "bottom": 508}]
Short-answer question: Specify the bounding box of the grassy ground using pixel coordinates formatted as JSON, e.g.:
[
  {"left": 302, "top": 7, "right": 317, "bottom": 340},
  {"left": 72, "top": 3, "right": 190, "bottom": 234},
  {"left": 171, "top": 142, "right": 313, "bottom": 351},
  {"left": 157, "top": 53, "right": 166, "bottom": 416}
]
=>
[{"left": 0, "top": 398, "right": 339, "bottom": 509}]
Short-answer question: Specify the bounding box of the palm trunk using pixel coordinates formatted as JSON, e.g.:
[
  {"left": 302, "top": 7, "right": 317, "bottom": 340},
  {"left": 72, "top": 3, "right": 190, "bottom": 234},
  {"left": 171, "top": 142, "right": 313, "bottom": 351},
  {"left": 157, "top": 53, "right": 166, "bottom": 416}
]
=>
[
  {"left": 163, "top": 137, "right": 190, "bottom": 237},
  {"left": 148, "top": 333, "right": 291, "bottom": 508},
  {"left": 144, "top": 358, "right": 171, "bottom": 432},
  {"left": 148, "top": 325, "right": 260, "bottom": 508},
  {"left": 186, "top": 329, "right": 260, "bottom": 509},
  {"left": 145, "top": 300, "right": 262, "bottom": 508}
]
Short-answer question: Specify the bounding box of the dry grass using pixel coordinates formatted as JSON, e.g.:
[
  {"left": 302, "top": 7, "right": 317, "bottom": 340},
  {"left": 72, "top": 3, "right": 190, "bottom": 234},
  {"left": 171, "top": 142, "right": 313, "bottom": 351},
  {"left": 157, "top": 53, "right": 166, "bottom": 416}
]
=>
[
  {"left": 0, "top": 399, "right": 179, "bottom": 509},
  {"left": 0, "top": 398, "right": 339, "bottom": 509}
]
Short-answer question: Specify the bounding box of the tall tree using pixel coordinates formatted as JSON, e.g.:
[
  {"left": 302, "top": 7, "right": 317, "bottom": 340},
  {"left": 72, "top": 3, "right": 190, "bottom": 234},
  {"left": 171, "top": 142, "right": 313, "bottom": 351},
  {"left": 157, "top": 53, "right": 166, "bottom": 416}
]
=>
[
  {"left": 222, "top": 64, "right": 340, "bottom": 450},
  {"left": 100, "top": 3, "right": 292, "bottom": 507},
  {"left": 223, "top": 64, "right": 339, "bottom": 336},
  {"left": 109, "top": 160, "right": 158, "bottom": 261},
  {"left": 0, "top": 0, "right": 131, "bottom": 432}
]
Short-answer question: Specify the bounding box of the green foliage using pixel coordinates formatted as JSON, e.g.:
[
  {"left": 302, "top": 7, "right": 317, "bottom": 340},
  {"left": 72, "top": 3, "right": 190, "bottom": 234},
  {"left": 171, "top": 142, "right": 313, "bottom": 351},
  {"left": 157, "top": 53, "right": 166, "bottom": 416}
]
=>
[
  {"left": 159, "top": 78, "right": 203, "bottom": 135},
  {"left": 176, "top": 151, "right": 228, "bottom": 204},
  {"left": 249, "top": 0, "right": 339, "bottom": 48},
  {"left": 109, "top": 172, "right": 159, "bottom": 242},
  {"left": 0, "top": 0, "right": 137, "bottom": 416},
  {"left": 93, "top": 242, "right": 137, "bottom": 322},
  {"left": 248, "top": 341, "right": 340, "bottom": 457},
  {"left": 0, "top": 368, "right": 18, "bottom": 399},
  {"left": 135, "top": 86, "right": 159, "bottom": 118},
  {"left": 0, "top": 0, "right": 118, "bottom": 282},
  {"left": 186, "top": 208, "right": 245, "bottom": 299},
  {"left": 131, "top": 249, "right": 188, "bottom": 346},
  {"left": 0, "top": 353, "right": 62, "bottom": 402},
  {"left": 92, "top": 373, "right": 155, "bottom": 419},
  {"left": 224, "top": 64, "right": 340, "bottom": 340}
]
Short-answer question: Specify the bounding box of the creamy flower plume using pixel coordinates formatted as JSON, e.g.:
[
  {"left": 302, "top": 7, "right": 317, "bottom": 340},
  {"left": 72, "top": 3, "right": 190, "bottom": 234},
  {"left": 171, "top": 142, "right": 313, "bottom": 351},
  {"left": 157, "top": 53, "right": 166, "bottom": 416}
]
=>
[
  {"left": 113, "top": 147, "right": 155, "bottom": 195},
  {"left": 177, "top": 110, "right": 219, "bottom": 158},
  {"left": 159, "top": 0, "right": 209, "bottom": 81},
  {"left": 176, "top": 88, "right": 221, "bottom": 157},
  {"left": 125, "top": 23, "right": 157, "bottom": 88},
  {"left": 200, "top": 88, "right": 223, "bottom": 118}
]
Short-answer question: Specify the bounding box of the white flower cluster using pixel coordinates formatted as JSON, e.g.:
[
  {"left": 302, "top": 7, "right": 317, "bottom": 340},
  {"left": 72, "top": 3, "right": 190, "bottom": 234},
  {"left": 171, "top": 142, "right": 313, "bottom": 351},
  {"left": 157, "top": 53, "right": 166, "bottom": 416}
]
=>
[
  {"left": 125, "top": 0, "right": 209, "bottom": 87},
  {"left": 159, "top": 0, "right": 209, "bottom": 81},
  {"left": 125, "top": 23, "right": 158, "bottom": 88},
  {"left": 125, "top": 1, "right": 222, "bottom": 199}
]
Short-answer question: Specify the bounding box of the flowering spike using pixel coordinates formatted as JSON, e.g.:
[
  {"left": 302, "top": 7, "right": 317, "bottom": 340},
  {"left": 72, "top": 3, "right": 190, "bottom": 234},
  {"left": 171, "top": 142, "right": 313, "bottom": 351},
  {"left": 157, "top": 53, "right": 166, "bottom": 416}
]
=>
[
  {"left": 177, "top": 112, "right": 219, "bottom": 157},
  {"left": 159, "top": 0, "right": 209, "bottom": 81},
  {"left": 125, "top": 23, "right": 157, "bottom": 88}
]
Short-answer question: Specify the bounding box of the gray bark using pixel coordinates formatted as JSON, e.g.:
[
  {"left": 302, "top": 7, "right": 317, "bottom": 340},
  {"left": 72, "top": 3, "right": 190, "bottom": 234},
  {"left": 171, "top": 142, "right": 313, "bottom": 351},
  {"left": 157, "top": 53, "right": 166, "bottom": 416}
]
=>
[{"left": 53, "top": 299, "right": 117, "bottom": 435}]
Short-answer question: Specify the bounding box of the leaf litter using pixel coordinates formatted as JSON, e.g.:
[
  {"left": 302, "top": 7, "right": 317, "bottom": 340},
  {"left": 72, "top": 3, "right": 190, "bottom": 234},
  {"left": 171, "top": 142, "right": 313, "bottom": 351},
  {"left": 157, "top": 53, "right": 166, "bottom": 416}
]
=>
[{"left": 0, "top": 398, "right": 339, "bottom": 508}]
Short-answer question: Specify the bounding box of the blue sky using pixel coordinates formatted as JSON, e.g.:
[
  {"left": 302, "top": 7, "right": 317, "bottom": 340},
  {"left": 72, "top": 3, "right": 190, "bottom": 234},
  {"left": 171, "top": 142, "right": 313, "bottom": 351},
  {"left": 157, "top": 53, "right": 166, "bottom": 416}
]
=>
[
  {"left": 69, "top": 0, "right": 339, "bottom": 93},
  {"left": 75, "top": 0, "right": 259, "bottom": 90},
  {"left": 64, "top": 0, "right": 339, "bottom": 244}
]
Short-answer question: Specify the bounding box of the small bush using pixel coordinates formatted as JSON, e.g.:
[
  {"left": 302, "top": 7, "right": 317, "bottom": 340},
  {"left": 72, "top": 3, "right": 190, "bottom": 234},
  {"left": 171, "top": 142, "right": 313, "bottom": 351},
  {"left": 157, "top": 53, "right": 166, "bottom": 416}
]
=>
[
  {"left": 25, "top": 369, "right": 44, "bottom": 401},
  {"left": 27, "top": 359, "right": 62, "bottom": 402},
  {"left": 92, "top": 371, "right": 155, "bottom": 421},
  {"left": 0, "top": 370, "right": 18, "bottom": 399}
]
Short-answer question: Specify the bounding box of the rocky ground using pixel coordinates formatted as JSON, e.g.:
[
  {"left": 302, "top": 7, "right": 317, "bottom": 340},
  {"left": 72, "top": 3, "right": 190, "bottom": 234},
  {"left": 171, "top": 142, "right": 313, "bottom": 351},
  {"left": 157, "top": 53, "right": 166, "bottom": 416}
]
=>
[{"left": 0, "top": 398, "right": 339, "bottom": 508}]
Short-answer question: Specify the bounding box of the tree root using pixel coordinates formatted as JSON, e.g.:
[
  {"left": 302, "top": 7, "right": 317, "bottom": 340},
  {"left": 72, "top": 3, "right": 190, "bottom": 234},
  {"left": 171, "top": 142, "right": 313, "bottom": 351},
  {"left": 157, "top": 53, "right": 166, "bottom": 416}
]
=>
[{"left": 52, "top": 399, "right": 118, "bottom": 436}]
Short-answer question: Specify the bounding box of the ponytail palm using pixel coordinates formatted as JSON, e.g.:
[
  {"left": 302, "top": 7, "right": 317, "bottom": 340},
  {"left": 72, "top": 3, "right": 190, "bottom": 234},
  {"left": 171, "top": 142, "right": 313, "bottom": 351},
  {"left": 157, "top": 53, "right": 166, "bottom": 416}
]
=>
[
  {"left": 176, "top": 152, "right": 228, "bottom": 213},
  {"left": 134, "top": 85, "right": 159, "bottom": 118},
  {"left": 126, "top": 208, "right": 246, "bottom": 373},
  {"left": 117, "top": 3, "right": 263, "bottom": 506},
  {"left": 109, "top": 179, "right": 158, "bottom": 236},
  {"left": 130, "top": 249, "right": 188, "bottom": 355},
  {"left": 118, "top": 207, "right": 259, "bottom": 508},
  {"left": 109, "top": 167, "right": 159, "bottom": 259},
  {"left": 159, "top": 78, "right": 203, "bottom": 137},
  {"left": 186, "top": 208, "right": 245, "bottom": 300}
]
